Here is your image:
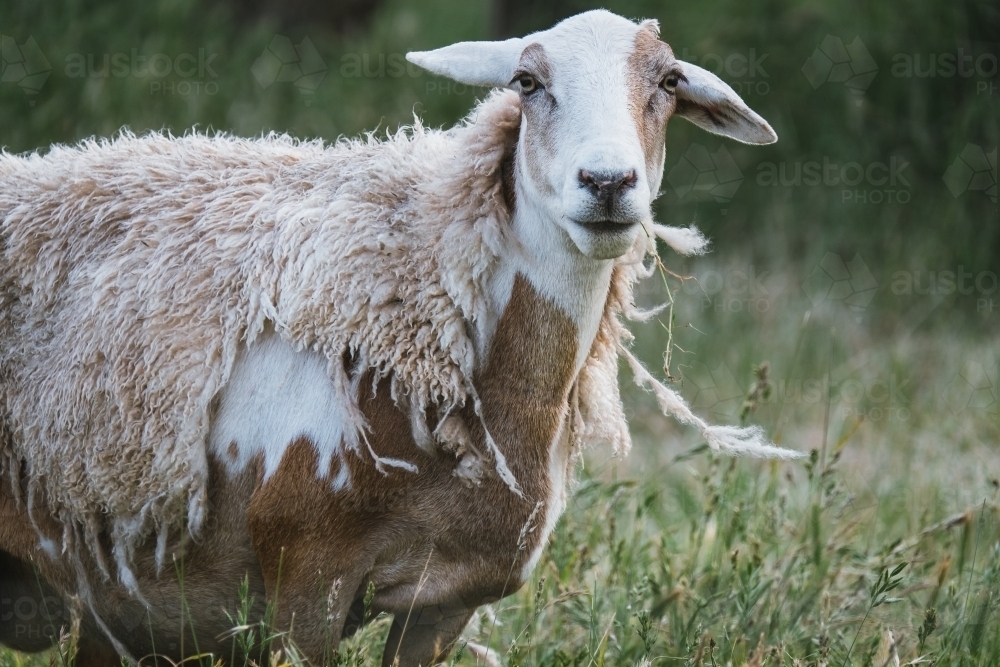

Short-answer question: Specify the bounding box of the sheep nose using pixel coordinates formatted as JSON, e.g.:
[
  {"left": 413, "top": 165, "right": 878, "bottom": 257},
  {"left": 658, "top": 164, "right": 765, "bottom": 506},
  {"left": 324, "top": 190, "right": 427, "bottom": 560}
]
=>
[{"left": 578, "top": 169, "right": 638, "bottom": 204}]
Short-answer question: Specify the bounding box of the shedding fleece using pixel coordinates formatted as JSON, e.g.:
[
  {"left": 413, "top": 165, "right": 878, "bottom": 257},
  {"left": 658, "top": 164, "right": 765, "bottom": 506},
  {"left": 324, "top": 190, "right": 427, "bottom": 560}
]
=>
[{"left": 0, "top": 90, "right": 799, "bottom": 584}]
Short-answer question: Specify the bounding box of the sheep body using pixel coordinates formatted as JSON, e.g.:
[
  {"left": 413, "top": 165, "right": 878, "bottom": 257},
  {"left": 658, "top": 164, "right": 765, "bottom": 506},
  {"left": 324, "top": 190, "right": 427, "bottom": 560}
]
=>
[{"left": 2, "top": 91, "right": 611, "bottom": 577}]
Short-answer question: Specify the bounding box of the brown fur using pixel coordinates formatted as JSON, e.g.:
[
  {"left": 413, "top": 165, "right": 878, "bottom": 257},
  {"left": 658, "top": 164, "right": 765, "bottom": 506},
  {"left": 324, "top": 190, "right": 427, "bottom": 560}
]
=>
[
  {"left": 516, "top": 43, "right": 552, "bottom": 85},
  {"left": 248, "top": 273, "right": 577, "bottom": 665},
  {"left": 627, "top": 22, "right": 679, "bottom": 180},
  {"left": 501, "top": 148, "right": 517, "bottom": 214}
]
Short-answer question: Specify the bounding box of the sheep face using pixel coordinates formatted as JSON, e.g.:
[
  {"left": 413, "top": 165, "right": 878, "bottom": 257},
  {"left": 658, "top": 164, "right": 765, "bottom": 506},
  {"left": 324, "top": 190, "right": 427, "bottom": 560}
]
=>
[{"left": 408, "top": 10, "right": 777, "bottom": 260}]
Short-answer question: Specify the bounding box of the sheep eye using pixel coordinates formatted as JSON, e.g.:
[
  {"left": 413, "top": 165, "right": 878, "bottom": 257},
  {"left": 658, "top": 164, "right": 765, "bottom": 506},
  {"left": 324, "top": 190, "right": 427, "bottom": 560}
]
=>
[
  {"left": 518, "top": 75, "right": 539, "bottom": 94},
  {"left": 661, "top": 75, "right": 680, "bottom": 93}
]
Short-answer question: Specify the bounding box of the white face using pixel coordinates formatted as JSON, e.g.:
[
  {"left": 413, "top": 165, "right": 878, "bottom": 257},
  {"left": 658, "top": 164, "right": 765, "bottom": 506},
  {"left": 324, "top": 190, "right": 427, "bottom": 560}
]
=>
[{"left": 408, "top": 10, "right": 777, "bottom": 261}]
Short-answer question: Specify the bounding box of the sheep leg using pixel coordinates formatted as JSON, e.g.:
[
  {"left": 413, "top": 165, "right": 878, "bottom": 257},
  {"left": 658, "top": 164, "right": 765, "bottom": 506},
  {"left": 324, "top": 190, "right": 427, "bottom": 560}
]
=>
[
  {"left": 246, "top": 439, "right": 377, "bottom": 663},
  {"left": 380, "top": 605, "right": 475, "bottom": 667},
  {"left": 270, "top": 569, "right": 366, "bottom": 663},
  {"left": 72, "top": 636, "right": 123, "bottom": 667},
  {"left": 247, "top": 523, "right": 371, "bottom": 663}
]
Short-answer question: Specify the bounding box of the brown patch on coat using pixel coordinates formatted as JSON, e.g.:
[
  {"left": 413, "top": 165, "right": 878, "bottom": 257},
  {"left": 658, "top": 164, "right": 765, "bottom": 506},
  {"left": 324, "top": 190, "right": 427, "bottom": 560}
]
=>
[
  {"left": 626, "top": 23, "right": 678, "bottom": 179},
  {"left": 477, "top": 272, "right": 577, "bottom": 485},
  {"left": 0, "top": 271, "right": 581, "bottom": 666},
  {"left": 247, "top": 433, "right": 413, "bottom": 659},
  {"left": 246, "top": 274, "right": 580, "bottom": 664}
]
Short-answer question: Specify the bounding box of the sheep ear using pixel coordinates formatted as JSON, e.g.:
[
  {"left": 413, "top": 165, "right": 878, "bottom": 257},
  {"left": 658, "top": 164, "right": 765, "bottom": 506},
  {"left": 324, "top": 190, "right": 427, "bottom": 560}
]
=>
[
  {"left": 407, "top": 38, "right": 526, "bottom": 87},
  {"left": 674, "top": 61, "right": 778, "bottom": 145}
]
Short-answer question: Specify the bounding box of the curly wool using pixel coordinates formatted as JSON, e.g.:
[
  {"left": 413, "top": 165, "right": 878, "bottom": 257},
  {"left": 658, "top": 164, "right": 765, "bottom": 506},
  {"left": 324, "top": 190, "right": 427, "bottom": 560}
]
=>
[{"left": 0, "top": 90, "right": 799, "bottom": 585}]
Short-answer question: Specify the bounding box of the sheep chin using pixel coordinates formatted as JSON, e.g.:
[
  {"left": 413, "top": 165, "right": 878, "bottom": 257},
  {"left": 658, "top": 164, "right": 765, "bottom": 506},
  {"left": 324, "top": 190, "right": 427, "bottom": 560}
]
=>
[{"left": 564, "top": 218, "right": 643, "bottom": 260}]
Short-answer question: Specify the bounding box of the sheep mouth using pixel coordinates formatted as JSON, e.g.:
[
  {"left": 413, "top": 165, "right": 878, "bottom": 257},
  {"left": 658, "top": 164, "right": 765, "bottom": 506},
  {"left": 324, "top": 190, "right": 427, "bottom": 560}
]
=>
[{"left": 571, "top": 219, "right": 639, "bottom": 234}]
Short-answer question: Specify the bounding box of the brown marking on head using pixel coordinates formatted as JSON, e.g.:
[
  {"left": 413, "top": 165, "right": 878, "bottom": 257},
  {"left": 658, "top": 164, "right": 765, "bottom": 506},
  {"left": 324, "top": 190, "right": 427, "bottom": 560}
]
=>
[
  {"left": 516, "top": 43, "right": 552, "bottom": 84},
  {"left": 626, "top": 22, "right": 680, "bottom": 180},
  {"left": 514, "top": 43, "right": 559, "bottom": 197}
]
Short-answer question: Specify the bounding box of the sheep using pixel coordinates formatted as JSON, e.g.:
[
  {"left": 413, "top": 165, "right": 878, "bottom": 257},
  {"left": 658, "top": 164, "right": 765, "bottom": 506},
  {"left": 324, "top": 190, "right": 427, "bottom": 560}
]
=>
[{"left": 0, "top": 9, "right": 800, "bottom": 666}]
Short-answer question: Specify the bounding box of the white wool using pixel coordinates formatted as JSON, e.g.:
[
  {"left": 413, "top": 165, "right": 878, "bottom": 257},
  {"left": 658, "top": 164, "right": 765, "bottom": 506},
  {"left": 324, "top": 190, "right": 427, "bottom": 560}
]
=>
[
  {"left": 647, "top": 223, "right": 710, "bottom": 256},
  {"left": 619, "top": 345, "right": 805, "bottom": 460},
  {"left": 0, "top": 90, "right": 801, "bottom": 582}
]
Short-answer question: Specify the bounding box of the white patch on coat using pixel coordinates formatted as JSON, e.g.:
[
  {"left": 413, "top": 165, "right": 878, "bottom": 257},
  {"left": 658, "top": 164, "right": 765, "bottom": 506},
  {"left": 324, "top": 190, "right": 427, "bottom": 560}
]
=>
[{"left": 209, "top": 330, "right": 352, "bottom": 489}]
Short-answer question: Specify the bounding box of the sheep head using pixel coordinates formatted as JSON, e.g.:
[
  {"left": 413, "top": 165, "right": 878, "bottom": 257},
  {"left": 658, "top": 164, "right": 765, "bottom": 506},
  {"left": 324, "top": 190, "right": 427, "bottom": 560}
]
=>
[{"left": 408, "top": 10, "right": 777, "bottom": 260}]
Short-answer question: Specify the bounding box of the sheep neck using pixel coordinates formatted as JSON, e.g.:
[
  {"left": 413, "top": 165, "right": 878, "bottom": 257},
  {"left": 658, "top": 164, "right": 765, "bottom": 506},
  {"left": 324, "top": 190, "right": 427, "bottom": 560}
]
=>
[{"left": 481, "top": 184, "right": 615, "bottom": 378}]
